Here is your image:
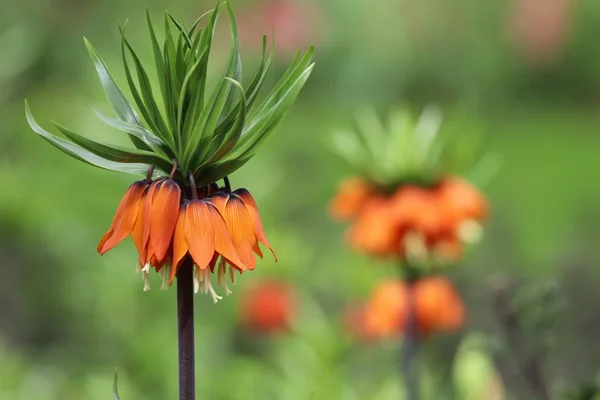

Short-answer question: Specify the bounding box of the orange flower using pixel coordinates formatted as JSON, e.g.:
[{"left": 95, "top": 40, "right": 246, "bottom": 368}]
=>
[
  {"left": 240, "top": 280, "right": 295, "bottom": 333},
  {"left": 97, "top": 180, "right": 149, "bottom": 255},
  {"left": 390, "top": 185, "right": 446, "bottom": 239},
  {"left": 362, "top": 276, "right": 465, "bottom": 339},
  {"left": 329, "top": 178, "right": 375, "bottom": 221},
  {"left": 437, "top": 177, "right": 487, "bottom": 224},
  {"left": 172, "top": 199, "right": 248, "bottom": 303},
  {"left": 414, "top": 276, "right": 465, "bottom": 334},
  {"left": 140, "top": 178, "right": 181, "bottom": 273},
  {"left": 210, "top": 189, "right": 277, "bottom": 270},
  {"left": 347, "top": 196, "right": 402, "bottom": 257}
]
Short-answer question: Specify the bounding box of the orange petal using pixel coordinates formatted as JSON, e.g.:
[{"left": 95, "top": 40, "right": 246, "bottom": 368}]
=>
[
  {"left": 130, "top": 189, "right": 149, "bottom": 262},
  {"left": 205, "top": 201, "right": 248, "bottom": 271},
  {"left": 170, "top": 204, "right": 189, "bottom": 283},
  {"left": 234, "top": 189, "right": 277, "bottom": 261},
  {"left": 329, "top": 178, "right": 374, "bottom": 221},
  {"left": 145, "top": 179, "right": 181, "bottom": 263},
  {"left": 99, "top": 181, "right": 147, "bottom": 254},
  {"left": 97, "top": 228, "right": 113, "bottom": 253},
  {"left": 184, "top": 200, "right": 216, "bottom": 269},
  {"left": 214, "top": 193, "right": 257, "bottom": 269}
]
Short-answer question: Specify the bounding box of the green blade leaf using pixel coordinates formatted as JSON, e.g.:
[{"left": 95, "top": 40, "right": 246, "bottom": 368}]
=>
[
  {"left": 211, "top": 34, "right": 273, "bottom": 137},
  {"left": 199, "top": 77, "right": 247, "bottom": 167},
  {"left": 120, "top": 30, "right": 172, "bottom": 146},
  {"left": 167, "top": 12, "right": 194, "bottom": 49},
  {"left": 94, "top": 110, "right": 170, "bottom": 156},
  {"left": 227, "top": 62, "right": 314, "bottom": 161},
  {"left": 52, "top": 122, "right": 173, "bottom": 170},
  {"left": 84, "top": 37, "right": 149, "bottom": 151},
  {"left": 183, "top": 0, "right": 238, "bottom": 169},
  {"left": 146, "top": 10, "right": 169, "bottom": 124},
  {"left": 26, "top": 101, "right": 152, "bottom": 175}
]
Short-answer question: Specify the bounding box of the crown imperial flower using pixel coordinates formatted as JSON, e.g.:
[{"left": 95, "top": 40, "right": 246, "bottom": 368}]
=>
[{"left": 26, "top": 1, "right": 313, "bottom": 300}]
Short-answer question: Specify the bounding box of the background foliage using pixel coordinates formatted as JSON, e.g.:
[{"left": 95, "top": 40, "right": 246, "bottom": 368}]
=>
[{"left": 2, "top": 0, "right": 600, "bottom": 398}]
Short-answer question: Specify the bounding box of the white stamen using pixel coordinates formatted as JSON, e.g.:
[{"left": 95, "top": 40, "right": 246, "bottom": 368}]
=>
[
  {"left": 229, "top": 265, "right": 236, "bottom": 285},
  {"left": 217, "top": 258, "right": 226, "bottom": 288},
  {"left": 404, "top": 231, "right": 429, "bottom": 264},
  {"left": 142, "top": 270, "right": 151, "bottom": 291},
  {"left": 160, "top": 264, "right": 171, "bottom": 290},
  {"left": 193, "top": 265, "right": 200, "bottom": 294},
  {"left": 135, "top": 260, "right": 143, "bottom": 273},
  {"left": 199, "top": 267, "right": 222, "bottom": 303},
  {"left": 457, "top": 219, "right": 483, "bottom": 244},
  {"left": 142, "top": 263, "right": 151, "bottom": 273}
]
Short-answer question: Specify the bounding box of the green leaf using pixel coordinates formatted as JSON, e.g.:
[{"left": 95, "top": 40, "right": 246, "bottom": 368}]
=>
[
  {"left": 113, "top": 369, "right": 120, "bottom": 400},
  {"left": 176, "top": 48, "right": 208, "bottom": 139},
  {"left": 120, "top": 30, "right": 172, "bottom": 146},
  {"left": 211, "top": 35, "right": 273, "bottom": 139},
  {"left": 248, "top": 45, "right": 313, "bottom": 121},
  {"left": 183, "top": 0, "right": 238, "bottom": 169},
  {"left": 93, "top": 110, "right": 171, "bottom": 156},
  {"left": 52, "top": 122, "right": 173, "bottom": 171},
  {"left": 167, "top": 12, "right": 194, "bottom": 49},
  {"left": 26, "top": 101, "right": 152, "bottom": 175},
  {"left": 199, "top": 77, "right": 247, "bottom": 167},
  {"left": 227, "top": 61, "right": 314, "bottom": 160},
  {"left": 146, "top": 10, "right": 171, "bottom": 127},
  {"left": 84, "top": 38, "right": 150, "bottom": 151}
]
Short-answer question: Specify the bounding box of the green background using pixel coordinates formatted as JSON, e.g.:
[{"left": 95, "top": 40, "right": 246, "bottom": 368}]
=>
[{"left": 1, "top": 0, "right": 600, "bottom": 398}]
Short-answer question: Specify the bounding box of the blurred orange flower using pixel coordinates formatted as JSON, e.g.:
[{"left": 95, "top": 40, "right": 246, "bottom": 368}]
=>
[
  {"left": 355, "top": 276, "right": 465, "bottom": 339},
  {"left": 331, "top": 176, "right": 487, "bottom": 263},
  {"left": 240, "top": 280, "right": 295, "bottom": 334}
]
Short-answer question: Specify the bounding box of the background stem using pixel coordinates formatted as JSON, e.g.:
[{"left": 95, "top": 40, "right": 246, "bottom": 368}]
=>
[
  {"left": 177, "top": 260, "right": 195, "bottom": 400},
  {"left": 403, "top": 280, "right": 419, "bottom": 400}
]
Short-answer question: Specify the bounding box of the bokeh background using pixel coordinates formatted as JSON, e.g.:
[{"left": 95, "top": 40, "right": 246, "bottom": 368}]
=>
[{"left": 2, "top": 0, "right": 600, "bottom": 399}]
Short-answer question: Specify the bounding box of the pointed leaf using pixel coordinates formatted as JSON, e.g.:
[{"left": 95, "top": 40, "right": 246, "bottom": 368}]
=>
[
  {"left": 227, "top": 62, "right": 314, "bottom": 160},
  {"left": 84, "top": 38, "right": 149, "bottom": 151},
  {"left": 52, "top": 122, "right": 173, "bottom": 170},
  {"left": 199, "top": 77, "right": 247, "bottom": 167},
  {"left": 94, "top": 110, "right": 171, "bottom": 156},
  {"left": 26, "top": 101, "right": 152, "bottom": 175}
]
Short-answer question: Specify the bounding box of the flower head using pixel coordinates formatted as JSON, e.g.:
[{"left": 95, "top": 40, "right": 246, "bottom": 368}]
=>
[
  {"left": 330, "top": 107, "right": 494, "bottom": 266},
  {"left": 360, "top": 276, "right": 465, "bottom": 339},
  {"left": 27, "top": 1, "right": 312, "bottom": 299},
  {"left": 240, "top": 280, "right": 295, "bottom": 333}
]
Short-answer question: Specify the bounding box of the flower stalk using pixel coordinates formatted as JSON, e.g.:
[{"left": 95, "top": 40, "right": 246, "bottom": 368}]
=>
[
  {"left": 402, "top": 266, "right": 420, "bottom": 400},
  {"left": 177, "top": 259, "right": 196, "bottom": 400}
]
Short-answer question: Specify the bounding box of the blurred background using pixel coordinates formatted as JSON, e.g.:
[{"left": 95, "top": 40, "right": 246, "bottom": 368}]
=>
[{"left": 2, "top": 0, "right": 600, "bottom": 399}]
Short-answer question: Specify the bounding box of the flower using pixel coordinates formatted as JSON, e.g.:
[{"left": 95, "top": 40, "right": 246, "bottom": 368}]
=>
[
  {"left": 141, "top": 178, "right": 181, "bottom": 269},
  {"left": 27, "top": 2, "right": 312, "bottom": 300},
  {"left": 361, "top": 276, "right": 465, "bottom": 339},
  {"left": 337, "top": 179, "right": 487, "bottom": 264},
  {"left": 211, "top": 189, "right": 277, "bottom": 269},
  {"left": 97, "top": 180, "right": 149, "bottom": 255},
  {"left": 240, "top": 280, "right": 295, "bottom": 333},
  {"left": 329, "top": 178, "right": 375, "bottom": 221},
  {"left": 172, "top": 198, "right": 248, "bottom": 303}
]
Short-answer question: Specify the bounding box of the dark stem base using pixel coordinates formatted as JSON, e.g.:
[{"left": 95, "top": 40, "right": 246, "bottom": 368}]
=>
[
  {"left": 177, "top": 260, "right": 195, "bottom": 400},
  {"left": 403, "top": 278, "right": 419, "bottom": 400}
]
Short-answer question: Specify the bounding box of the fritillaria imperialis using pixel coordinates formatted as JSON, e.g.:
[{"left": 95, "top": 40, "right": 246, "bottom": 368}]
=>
[{"left": 26, "top": 1, "right": 314, "bottom": 302}]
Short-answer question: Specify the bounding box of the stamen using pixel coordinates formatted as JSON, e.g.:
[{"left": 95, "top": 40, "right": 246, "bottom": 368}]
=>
[
  {"left": 404, "top": 231, "right": 428, "bottom": 264},
  {"left": 142, "top": 263, "right": 151, "bottom": 273},
  {"left": 217, "top": 258, "right": 232, "bottom": 296},
  {"left": 142, "top": 270, "right": 151, "bottom": 291},
  {"left": 199, "top": 267, "right": 222, "bottom": 303},
  {"left": 457, "top": 219, "right": 483, "bottom": 244},
  {"left": 160, "top": 264, "right": 171, "bottom": 290},
  {"left": 229, "top": 265, "right": 236, "bottom": 285},
  {"left": 193, "top": 265, "right": 200, "bottom": 294},
  {"left": 135, "top": 260, "right": 143, "bottom": 273}
]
